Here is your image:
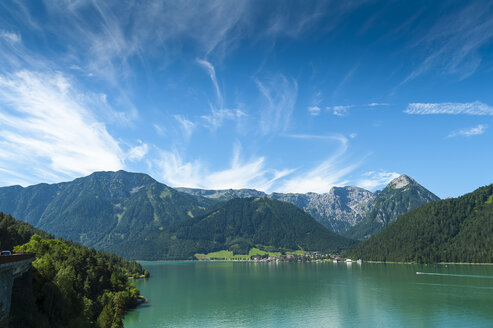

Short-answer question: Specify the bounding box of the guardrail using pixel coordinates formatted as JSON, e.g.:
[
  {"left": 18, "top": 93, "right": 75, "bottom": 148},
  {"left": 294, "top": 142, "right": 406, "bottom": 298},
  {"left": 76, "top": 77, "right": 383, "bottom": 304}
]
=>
[{"left": 0, "top": 253, "right": 36, "bottom": 265}]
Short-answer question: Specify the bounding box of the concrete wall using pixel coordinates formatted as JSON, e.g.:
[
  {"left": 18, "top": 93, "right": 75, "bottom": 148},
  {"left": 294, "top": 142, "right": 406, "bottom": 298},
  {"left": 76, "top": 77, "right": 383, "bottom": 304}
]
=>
[
  {"left": 0, "top": 259, "right": 34, "bottom": 326},
  {"left": 0, "top": 268, "right": 14, "bottom": 325}
]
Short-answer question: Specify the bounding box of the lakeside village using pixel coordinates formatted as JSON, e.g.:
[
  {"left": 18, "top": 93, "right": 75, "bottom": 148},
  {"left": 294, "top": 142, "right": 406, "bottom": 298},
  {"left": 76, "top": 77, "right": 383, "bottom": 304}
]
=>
[{"left": 196, "top": 251, "right": 363, "bottom": 264}]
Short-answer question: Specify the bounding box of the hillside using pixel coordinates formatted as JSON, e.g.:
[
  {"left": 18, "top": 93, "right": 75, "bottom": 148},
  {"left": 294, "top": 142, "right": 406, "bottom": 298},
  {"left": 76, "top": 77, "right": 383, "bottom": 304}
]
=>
[
  {"left": 344, "top": 175, "right": 439, "bottom": 240},
  {"left": 345, "top": 184, "right": 493, "bottom": 263},
  {"left": 100, "top": 197, "right": 357, "bottom": 260},
  {"left": 0, "top": 171, "right": 213, "bottom": 251},
  {"left": 0, "top": 212, "right": 145, "bottom": 328},
  {"left": 170, "top": 197, "right": 357, "bottom": 258}
]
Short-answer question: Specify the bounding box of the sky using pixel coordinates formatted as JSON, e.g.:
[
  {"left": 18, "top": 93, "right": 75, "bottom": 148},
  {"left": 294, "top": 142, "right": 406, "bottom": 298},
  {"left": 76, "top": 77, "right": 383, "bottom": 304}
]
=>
[{"left": 0, "top": 0, "right": 492, "bottom": 198}]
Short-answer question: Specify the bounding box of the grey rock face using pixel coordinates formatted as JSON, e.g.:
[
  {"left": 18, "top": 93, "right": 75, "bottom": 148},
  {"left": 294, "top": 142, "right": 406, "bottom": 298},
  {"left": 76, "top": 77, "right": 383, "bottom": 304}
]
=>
[{"left": 270, "top": 187, "right": 375, "bottom": 233}]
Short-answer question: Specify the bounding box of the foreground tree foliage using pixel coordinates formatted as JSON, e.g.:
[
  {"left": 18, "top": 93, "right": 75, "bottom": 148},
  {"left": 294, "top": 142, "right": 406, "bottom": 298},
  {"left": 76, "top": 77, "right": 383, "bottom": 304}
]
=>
[
  {"left": 346, "top": 184, "right": 493, "bottom": 263},
  {"left": 0, "top": 212, "right": 147, "bottom": 328}
]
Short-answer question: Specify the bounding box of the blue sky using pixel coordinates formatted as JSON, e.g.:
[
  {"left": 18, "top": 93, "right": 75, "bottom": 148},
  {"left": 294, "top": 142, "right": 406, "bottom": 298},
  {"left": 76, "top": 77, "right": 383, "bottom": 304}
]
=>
[{"left": 0, "top": 0, "right": 492, "bottom": 198}]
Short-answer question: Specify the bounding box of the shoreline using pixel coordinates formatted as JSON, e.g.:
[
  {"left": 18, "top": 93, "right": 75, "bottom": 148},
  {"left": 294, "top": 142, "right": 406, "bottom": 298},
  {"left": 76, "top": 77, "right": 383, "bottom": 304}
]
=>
[
  {"left": 359, "top": 260, "right": 493, "bottom": 266},
  {"left": 132, "top": 259, "right": 493, "bottom": 265}
]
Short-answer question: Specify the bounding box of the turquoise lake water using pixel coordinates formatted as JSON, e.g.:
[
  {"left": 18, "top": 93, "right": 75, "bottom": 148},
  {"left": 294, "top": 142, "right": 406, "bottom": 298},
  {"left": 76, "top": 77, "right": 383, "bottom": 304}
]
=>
[{"left": 124, "top": 261, "right": 493, "bottom": 327}]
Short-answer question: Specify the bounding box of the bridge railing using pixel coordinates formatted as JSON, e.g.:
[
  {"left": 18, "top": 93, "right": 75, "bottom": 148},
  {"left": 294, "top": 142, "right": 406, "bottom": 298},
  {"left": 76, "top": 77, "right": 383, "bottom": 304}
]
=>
[{"left": 0, "top": 253, "right": 36, "bottom": 265}]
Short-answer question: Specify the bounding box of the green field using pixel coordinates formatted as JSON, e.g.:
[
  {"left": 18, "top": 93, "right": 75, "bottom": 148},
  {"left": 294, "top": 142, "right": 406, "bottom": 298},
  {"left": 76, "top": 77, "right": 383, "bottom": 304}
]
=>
[{"left": 194, "top": 247, "right": 299, "bottom": 260}]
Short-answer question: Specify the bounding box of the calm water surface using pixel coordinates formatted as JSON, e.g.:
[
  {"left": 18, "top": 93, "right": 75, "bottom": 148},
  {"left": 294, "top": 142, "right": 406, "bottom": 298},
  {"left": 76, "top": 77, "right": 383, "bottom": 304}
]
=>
[{"left": 124, "top": 261, "right": 493, "bottom": 327}]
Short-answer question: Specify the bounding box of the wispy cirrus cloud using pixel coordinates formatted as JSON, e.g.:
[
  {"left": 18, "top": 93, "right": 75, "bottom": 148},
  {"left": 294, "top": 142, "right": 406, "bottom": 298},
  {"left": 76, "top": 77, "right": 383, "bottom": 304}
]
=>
[
  {"left": 201, "top": 107, "right": 246, "bottom": 131},
  {"left": 155, "top": 134, "right": 364, "bottom": 193},
  {"left": 403, "top": 2, "right": 493, "bottom": 82},
  {"left": 357, "top": 170, "right": 401, "bottom": 190},
  {"left": 196, "top": 58, "right": 223, "bottom": 108},
  {"left": 20, "top": 1, "right": 360, "bottom": 82},
  {"left": 155, "top": 143, "right": 292, "bottom": 191},
  {"left": 0, "top": 30, "right": 21, "bottom": 43},
  {"left": 405, "top": 101, "right": 493, "bottom": 115},
  {"left": 195, "top": 59, "right": 246, "bottom": 131},
  {"left": 276, "top": 136, "right": 361, "bottom": 193},
  {"left": 447, "top": 124, "right": 487, "bottom": 138},
  {"left": 174, "top": 115, "right": 196, "bottom": 139},
  {"left": 255, "top": 75, "right": 298, "bottom": 135},
  {"left": 0, "top": 70, "right": 124, "bottom": 185}
]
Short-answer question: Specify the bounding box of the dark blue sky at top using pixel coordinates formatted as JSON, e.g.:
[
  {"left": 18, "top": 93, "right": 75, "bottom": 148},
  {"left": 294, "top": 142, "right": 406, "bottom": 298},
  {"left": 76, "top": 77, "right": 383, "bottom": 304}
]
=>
[{"left": 0, "top": 0, "right": 492, "bottom": 197}]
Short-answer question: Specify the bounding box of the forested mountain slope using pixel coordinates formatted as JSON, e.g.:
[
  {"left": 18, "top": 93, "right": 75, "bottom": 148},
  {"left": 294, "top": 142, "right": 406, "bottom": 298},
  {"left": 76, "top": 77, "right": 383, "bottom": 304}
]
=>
[{"left": 346, "top": 184, "right": 493, "bottom": 263}]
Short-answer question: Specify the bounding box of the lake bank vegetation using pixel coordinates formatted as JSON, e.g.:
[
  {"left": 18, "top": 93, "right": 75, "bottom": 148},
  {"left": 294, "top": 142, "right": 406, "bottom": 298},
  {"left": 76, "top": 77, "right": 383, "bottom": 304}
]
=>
[{"left": 1, "top": 212, "right": 147, "bottom": 328}]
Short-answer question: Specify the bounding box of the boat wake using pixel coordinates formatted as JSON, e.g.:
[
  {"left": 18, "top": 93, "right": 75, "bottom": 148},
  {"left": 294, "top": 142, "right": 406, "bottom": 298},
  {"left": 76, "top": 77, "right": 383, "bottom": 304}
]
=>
[{"left": 416, "top": 272, "right": 493, "bottom": 279}]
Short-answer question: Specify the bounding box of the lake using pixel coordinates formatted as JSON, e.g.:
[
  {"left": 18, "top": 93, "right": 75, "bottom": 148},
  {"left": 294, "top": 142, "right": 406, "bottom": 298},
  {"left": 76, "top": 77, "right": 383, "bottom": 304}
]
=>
[{"left": 124, "top": 261, "right": 493, "bottom": 327}]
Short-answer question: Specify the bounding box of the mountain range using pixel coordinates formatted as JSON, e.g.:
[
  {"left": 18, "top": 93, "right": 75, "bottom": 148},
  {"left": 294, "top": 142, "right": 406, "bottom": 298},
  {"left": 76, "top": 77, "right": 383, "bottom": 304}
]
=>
[
  {"left": 0, "top": 170, "right": 438, "bottom": 259},
  {"left": 179, "top": 174, "right": 439, "bottom": 237},
  {"left": 0, "top": 171, "right": 355, "bottom": 259}
]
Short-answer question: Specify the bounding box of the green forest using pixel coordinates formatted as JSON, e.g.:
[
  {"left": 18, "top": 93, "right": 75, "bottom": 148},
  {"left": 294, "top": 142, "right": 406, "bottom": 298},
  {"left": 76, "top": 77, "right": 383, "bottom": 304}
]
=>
[
  {"left": 0, "top": 212, "right": 148, "bottom": 328},
  {"left": 346, "top": 184, "right": 493, "bottom": 263}
]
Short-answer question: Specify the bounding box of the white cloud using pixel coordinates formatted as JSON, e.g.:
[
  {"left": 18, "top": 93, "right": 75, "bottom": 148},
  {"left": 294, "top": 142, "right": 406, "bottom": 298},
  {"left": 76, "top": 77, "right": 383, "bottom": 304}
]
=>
[
  {"left": 174, "top": 115, "right": 196, "bottom": 138},
  {"left": 276, "top": 136, "right": 360, "bottom": 193},
  {"left": 255, "top": 75, "right": 298, "bottom": 135},
  {"left": 196, "top": 59, "right": 223, "bottom": 108},
  {"left": 368, "top": 102, "right": 389, "bottom": 107},
  {"left": 201, "top": 107, "right": 246, "bottom": 131},
  {"left": 0, "top": 31, "right": 21, "bottom": 43},
  {"left": 284, "top": 134, "right": 340, "bottom": 140},
  {"left": 308, "top": 106, "right": 321, "bottom": 116},
  {"left": 357, "top": 171, "right": 401, "bottom": 190},
  {"left": 154, "top": 135, "right": 363, "bottom": 193},
  {"left": 127, "top": 142, "right": 149, "bottom": 161},
  {"left": 153, "top": 124, "right": 166, "bottom": 136},
  {"left": 155, "top": 144, "right": 292, "bottom": 191},
  {"left": 327, "top": 105, "right": 352, "bottom": 116},
  {"left": 447, "top": 124, "right": 487, "bottom": 138},
  {"left": 0, "top": 70, "right": 124, "bottom": 184},
  {"left": 405, "top": 101, "right": 493, "bottom": 115}
]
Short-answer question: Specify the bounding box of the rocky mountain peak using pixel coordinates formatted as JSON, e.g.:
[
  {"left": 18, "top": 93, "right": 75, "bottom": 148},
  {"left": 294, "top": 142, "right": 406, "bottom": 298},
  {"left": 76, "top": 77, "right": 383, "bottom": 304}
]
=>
[{"left": 388, "top": 174, "right": 415, "bottom": 189}]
